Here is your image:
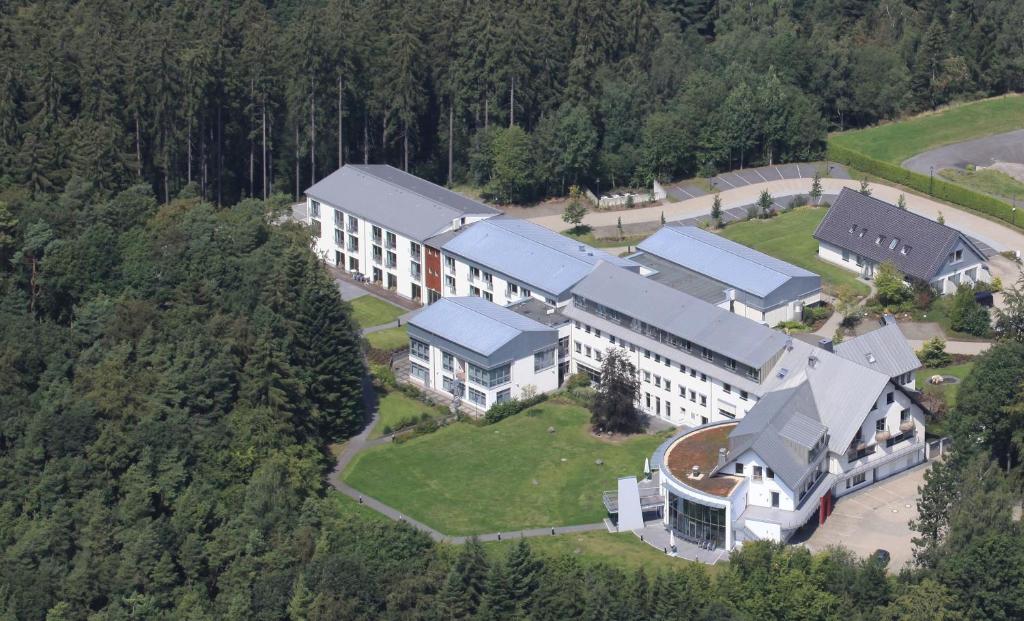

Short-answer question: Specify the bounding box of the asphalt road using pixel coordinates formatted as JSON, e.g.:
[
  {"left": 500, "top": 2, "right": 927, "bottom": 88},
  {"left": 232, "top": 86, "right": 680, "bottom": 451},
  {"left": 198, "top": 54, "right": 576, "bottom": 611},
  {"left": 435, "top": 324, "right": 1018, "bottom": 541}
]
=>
[{"left": 903, "top": 128, "right": 1024, "bottom": 175}]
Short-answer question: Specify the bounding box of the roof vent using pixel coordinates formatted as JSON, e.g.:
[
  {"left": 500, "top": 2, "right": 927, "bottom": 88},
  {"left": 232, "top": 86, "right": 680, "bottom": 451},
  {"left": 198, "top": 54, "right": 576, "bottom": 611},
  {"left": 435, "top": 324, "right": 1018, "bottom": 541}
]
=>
[
  {"left": 688, "top": 465, "right": 703, "bottom": 480},
  {"left": 717, "top": 448, "right": 728, "bottom": 468},
  {"left": 777, "top": 367, "right": 789, "bottom": 379},
  {"left": 817, "top": 338, "right": 834, "bottom": 353},
  {"left": 865, "top": 353, "right": 877, "bottom": 364},
  {"left": 785, "top": 336, "right": 794, "bottom": 351},
  {"left": 808, "top": 354, "right": 819, "bottom": 369},
  {"left": 578, "top": 244, "right": 586, "bottom": 252}
]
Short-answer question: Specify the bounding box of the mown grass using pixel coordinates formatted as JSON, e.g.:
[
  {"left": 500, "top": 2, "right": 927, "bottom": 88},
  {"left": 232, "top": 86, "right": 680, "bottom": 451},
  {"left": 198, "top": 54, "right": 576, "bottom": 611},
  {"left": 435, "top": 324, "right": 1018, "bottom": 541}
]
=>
[
  {"left": 371, "top": 390, "right": 447, "bottom": 439},
  {"left": 349, "top": 295, "right": 406, "bottom": 328},
  {"left": 716, "top": 207, "right": 871, "bottom": 297},
  {"left": 365, "top": 325, "right": 409, "bottom": 350},
  {"left": 939, "top": 167, "right": 1024, "bottom": 201},
  {"left": 343, "top": 400, "right": 668, "bottom": 535},
  {"left": 829, "top": 94, "right": 1024, "bottom": 163},
  {"left": 565, "top": 226, "right": 648, "bottom": 249}
]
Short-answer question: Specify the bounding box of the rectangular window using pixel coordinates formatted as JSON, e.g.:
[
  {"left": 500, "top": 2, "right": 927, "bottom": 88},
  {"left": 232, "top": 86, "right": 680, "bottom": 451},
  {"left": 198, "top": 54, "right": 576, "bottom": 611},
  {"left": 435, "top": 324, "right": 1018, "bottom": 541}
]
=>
[
  {"left": 723, "top": 383, "right": 731, "bottom": 394},
  {"left": 372, "top": 225, "right": 382, "bottom": 243},
  {"left": 310, "top": 200, "right": 320, "bottom": 217},
  {"left": 643, "top": 371, "right": 651, "bottom": 382},
  {"left": 348, "top": 215, "right": 359, "bottom": 232},
  {"left": 740, "top": 390, "right": 748, "bottom": 401},
  {"left": 442, "top": 376, "right": 465, "bottom": 397},
  {"left": 468, "top": 363, "right": 511, "bottom": 388},
  {"left": 445, "top": 275, "right": 456, "bottom": 293},
  {"left": 470, "top": 266, "right": 480, "bottom": 281},
  {"left": 445, "top": 256, "right": 455, "bottom": 272},
  {"left": 645, "top": 393, "right": 651, "bottom": 408},
  {"left": 385, "top": 231, "right": 397, "bottom": 249},
  {"left": 664, "top": 379, "right": 671, "bottom": 392},
  {"left": 534, "top": 348, "right": 556, "bottom": 372},
  {"left": 409, "top": 338, "right": 430, "bottom": 361},
  {"left": 735, "top": 463, "right": 744, "bottom": 475},
  {"left": 753, "top": 466, "right": 762, "bottom": 480},
  {"left": 386, "top": 251, "right": 397, "bottom": 269},
  {"left": 700, "top": 373, "right": 707, "bottom": 382},
  {"left": 679, "top": 386, "right": 685, "bottom": 397},
  {"left": 688, "top": 390, "right": 696, "bottom": 402},
  {"left": 468, "top": 387, "right": 486, "bottom": 406},
  {"left": 410, "top": 241, "right": 421, "bottom": 256},
  {"left": 876, "top": 417, "right": 887, "bottom": 432},
  {"left": 700, "top": 395, "right": 707, "bottom": 407},
  {"left": 335, "top": 210, "right": 344, "bottom": 226},
  {"left": 771, "top": 492, "right": 780, "bottom": 507},
  {"left": 595, "top": 329, "right": 601, "bottom": 338},
  {"left": 665, "top": 402, "right": 671, "bottom": 418},
  {"left": 584, "top": 346, "right": 592, "bottom": 357},
  {"left": 886, "top": 392, "right": 894, "bottom": 404},
  {"left": 595, "top": 350, "right": 602, "bottom": 361},
  {"left": 900, "top": 408, "right": 911, "bottom": 423},
  {"left": 334, "top": 228, "right": 344, "bottom": 244},
  {"left": 470, "top": 285, "right": 481, "bottom": 297},
  {"left": 766, "top": 468, "right": 774, "bottom": 479},
  {"left": 654, "top": 375, "right": 661, "bottom": 388},
  {"left": 585, "top": 324, "right": 591, "bottom": 334},
  {"left": 575, "top": 342, "right": 582, "bottom": 353},
  {"left": 410, "top": 363, "right": 429, "bottom": 382},
  {"left": 348, "top": 234, "right": 359, "bottom": 253},
  {"left": 310, "top": 219, "right": 322, "bottom": 238},
  {"left": 483, "top": 291, "right": 493, "bottom": 302},
  {"left": 654, "top": 353, "right": 661, "bottom": 363},
  {"left": 718, "top": 408, "right": 735, "bottom": 419},
  {"left": 496, "top": 388, "right": 512, "bottom": 404},
  {"left": 644, "top": 349, "right": 651, "bottom": 359},
  {"left": 442, "top": 352, "right": 454, "bottom": 373},
  {"left": 725, "top": 358, "right": 736, "bottom": 371},
  {"left": 701, "top": 347, "right": 713, "bottom": 361}
]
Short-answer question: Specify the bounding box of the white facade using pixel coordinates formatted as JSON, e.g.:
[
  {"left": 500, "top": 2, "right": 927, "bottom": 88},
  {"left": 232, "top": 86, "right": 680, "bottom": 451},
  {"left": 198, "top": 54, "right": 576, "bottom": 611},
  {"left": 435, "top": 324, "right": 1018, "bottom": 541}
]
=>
[
  {"left": 407, "top": 339, "right": 559, "bottom": 413},
  {"left": 718, "top": 294, "right": 821, "bottom": 326},
  {"left": 818, "top": 239, "right": 989, "bottom": 294},
  {"left": 440, "top": 253, "right": 556, "bottom": 307}
]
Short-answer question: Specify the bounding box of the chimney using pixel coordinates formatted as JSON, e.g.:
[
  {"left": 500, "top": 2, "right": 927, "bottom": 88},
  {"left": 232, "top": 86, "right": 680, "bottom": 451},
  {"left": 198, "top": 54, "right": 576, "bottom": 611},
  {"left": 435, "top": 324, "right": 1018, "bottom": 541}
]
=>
[
  {"left": 690, "top": 465, "right": 700, "bottom": 479},
  {"left": 882, "top": 313, "right": 896, "bottom": 326},
  {"left": 578, "top": 244, "right": 586, "bottom": 252},
  {"left": 817, "top": 337, "right": 834, "bottom": 353},
  {"left": 808, "top": 354, "right": 819, "bottom": 369},
  {"left": 717, "top": 447, "right": 728, "bottom": 468}
]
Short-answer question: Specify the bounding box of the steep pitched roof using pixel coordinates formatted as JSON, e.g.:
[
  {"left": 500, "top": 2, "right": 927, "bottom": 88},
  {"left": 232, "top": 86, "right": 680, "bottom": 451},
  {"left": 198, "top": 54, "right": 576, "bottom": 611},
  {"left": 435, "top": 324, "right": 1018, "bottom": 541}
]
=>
[
  {"left": 834, "top": 323, "right": 922, "bottom": 378},
  {"left": 637, "top": 225, "right": 820, "bottom": 299},
  {"left": 442, "top": 217, "right": 639, "bottom": 299},
  {"left": 305, "top": 165, "right": 499, "bottom": 241},
  {"left": 408, "top": 296, "right": 553, "bottom": 356},
  {"left": 571, "top": 263, "right": 789, "bottom": 368},
  {"left": 813, "top": 188, "right": 984, "bottom": 280}
]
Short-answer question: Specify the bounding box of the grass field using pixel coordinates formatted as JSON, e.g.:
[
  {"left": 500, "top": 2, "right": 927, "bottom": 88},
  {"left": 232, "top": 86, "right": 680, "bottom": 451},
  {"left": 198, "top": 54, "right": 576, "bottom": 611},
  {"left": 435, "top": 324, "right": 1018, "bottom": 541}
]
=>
[
  {"left": 917, "top": 361, "right": 975, "bottom": 437},
  {"left": 830, "top": 95, "right": 1024, "bottom": 163},
  {"left": 349, "top": 295, "right": 406, "bottom": 328},
  {"left": 565, "top": 227, "right": 647, "bottom": 249},
  {"left": 717, "top": 207, "right": 871, "bottom": 297},
  {"left": 372, "top": 390, "right": 447, "bottom": 439},
  {"left": 366, "top": 325, "right": 409, "bottom": 350},
  {"left": 343, "top": 400, "right": 668, "bottom": 535},
  {"left": 939, "top": 167, "right": 1024, "bottom": 201}
]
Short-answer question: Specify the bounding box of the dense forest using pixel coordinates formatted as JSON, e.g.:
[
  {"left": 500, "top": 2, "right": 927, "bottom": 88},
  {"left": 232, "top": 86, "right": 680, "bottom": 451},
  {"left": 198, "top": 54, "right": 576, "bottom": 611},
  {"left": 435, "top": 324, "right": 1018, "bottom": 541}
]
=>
[{"left": 2, "top": 0, "right": 1024, "bottom": 205}]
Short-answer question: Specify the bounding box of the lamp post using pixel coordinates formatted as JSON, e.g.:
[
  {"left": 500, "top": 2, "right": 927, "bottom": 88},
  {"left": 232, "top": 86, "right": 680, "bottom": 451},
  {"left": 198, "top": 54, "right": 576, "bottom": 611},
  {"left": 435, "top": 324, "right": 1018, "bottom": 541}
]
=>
[{"left": 930, "top": 166, "right": 934, "bottom": 194}]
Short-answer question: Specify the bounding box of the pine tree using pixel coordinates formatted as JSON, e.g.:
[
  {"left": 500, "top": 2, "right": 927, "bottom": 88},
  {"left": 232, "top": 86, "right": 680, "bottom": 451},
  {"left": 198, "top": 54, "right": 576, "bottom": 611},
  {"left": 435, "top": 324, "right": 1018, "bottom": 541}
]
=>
[
  {"left": 757, "top": 189, "right": 773, "bottom": 218},
  {"left": 477, "top": 559, "right": 516, "bottom": 620},
  {"left": 810, "top": 171, "right": 823, "bottom": 205},
  {"left": 505, "top": 539, "right": 541, "bottom": 613},
  {"left": 710, "top": 193, "right": 722, "bottom": 225},
  {"left": 439, "top": 538, "right": 489, "bottom": 618},
  {"left": 859, "top": 177, "right": 872, "bottom": 196},
  {"left": 897, "top": 193, "right": 907, "bottom": 209}
]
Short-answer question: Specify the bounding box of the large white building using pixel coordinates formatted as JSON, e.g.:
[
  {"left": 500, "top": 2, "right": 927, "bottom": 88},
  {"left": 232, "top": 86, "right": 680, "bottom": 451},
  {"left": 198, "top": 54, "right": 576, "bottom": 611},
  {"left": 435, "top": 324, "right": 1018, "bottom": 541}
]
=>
[
  {"left": 305, "top": 165, "right": 499, "bottom": 304},
  {"left": 405, "top": 297, "right": 563, "bottom": 412},
  {"left": 814, "top": 188, "right": 990, "bottom": 293},
  {"left": 631, "top": 225, "right": 821, "bottom": 325}
]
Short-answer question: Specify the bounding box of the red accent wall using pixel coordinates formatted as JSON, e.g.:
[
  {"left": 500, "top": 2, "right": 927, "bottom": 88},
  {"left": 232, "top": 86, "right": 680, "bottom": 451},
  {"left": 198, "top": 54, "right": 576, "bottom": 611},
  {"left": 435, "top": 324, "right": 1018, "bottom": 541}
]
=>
[{"left": 425, "top": 245, "right": 442, "bottom": 293}]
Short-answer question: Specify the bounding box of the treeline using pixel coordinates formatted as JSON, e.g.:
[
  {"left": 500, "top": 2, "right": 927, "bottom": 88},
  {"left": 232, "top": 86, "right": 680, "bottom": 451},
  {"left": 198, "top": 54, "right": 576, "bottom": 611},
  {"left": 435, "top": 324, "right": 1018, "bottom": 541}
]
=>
[{"left": 3, "top": 0, "right": 1024, "bottom": 205}]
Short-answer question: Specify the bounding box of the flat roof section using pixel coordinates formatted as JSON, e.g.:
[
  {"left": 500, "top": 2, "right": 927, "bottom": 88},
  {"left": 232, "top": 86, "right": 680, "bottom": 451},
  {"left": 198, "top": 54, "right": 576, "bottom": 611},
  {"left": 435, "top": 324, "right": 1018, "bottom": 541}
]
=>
[
  {"left": 664, "top": 423, "right": 743, "bottom": 498},
  {"left": 506, "top": 297, "right": 571, "bottom": 328},
  {"left": 630, "top": 253, "right": 728, "bottom": 305}
]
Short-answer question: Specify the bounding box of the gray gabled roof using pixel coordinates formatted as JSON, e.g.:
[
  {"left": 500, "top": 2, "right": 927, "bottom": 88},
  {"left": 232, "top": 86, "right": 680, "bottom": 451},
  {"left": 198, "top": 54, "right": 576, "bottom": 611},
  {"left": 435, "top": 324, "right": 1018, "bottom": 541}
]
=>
[
  {"left": 813, "top": 188, "right": 985, "bottom": 280},
  {"left": 571, "top": 263, "right": 789, "bottom": 369},
  {"left": 305, "top": 165, "right": 500, "bottom": 241},
  {"left": 638, "top": 225, "right": 820, "bottom": 300},
  {"left": 442, "top": 217, "right": 640, "bottom": 299},
  {"left": 834, "top": 323, "right": 922, "bottom": 378},
  {"left": 408, "top": 296, "right": 553, "bottom": 356},
  {"left": 727, "top": 338, "right": 891, "bottom": 489}
]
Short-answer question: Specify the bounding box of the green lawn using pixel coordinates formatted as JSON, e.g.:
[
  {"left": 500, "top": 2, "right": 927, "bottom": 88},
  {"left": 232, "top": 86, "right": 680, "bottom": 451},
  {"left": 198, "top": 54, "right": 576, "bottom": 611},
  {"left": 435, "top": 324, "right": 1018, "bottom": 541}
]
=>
[
  {"left": 717, "top": 207, "right": 871, "bottom": 298},
  {"left": 830, "top": 94, "right": 1024, "bottom": 163},
  {"left": 939, "top": 167, "right": 1024, "bottom": 201},
  {"left": 917, "top": 361, "right": 975, "bottom": 409},
  {"left": 365, "top": 325, "right": 409, "bottom": 350},
  {"left": 372, "top": 389, "right": 447, "bottom": 439},
  {"left": 349, "top": 295, "right": 406, "bottom": 328},
  {"left": 343, "top": 400, "right": 668, "bottom": 535},
  {"left": 565, "top": 226, "right": 647, "bottom": 249}
]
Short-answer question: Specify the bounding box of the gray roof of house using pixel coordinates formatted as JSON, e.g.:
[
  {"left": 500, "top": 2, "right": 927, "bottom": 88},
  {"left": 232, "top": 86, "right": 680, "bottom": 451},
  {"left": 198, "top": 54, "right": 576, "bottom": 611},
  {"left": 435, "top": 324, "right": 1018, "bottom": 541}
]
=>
[
  {"left": 629, "top": 253, "right": 729, "bottom": 305},
  {"left": 305, "top": 165, "right": 500, "bottom": 241},
  {"left": 834, "top": 323, "right": 922, "bottom": 378},
  {"left": 442, "top": 217, "right": 640, "bottom": 299},
  {"left": 570, "top": 263, "right": 789, "bottom": 368},
  {"left": 637, "top": 226, "right": 821, "bottom": 301},
  {"left": 727, "top": 338, "right": 892, "bottom": 489},
  {"left": 813, "top": 188, "right": 985, "bottom": 280},
  {"left": 408, "top": 296, "right": 554, "bottom": 356}
]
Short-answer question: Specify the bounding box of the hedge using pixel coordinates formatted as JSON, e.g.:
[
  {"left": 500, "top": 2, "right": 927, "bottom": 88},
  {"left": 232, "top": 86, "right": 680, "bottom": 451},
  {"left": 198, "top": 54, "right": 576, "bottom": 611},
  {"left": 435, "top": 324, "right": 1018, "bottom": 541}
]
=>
[
  {"left": 826, "top": 142, "right": 1021, "bottom": 230},
  {"left": 483, "top": 393, "right": 548, "bottom": 425}
]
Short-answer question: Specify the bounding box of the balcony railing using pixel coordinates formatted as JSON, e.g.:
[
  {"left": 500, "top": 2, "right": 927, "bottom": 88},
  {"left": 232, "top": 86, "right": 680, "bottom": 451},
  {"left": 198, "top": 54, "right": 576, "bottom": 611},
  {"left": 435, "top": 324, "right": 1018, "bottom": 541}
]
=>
[
  {"left": 385, "top": 238, "right": 397, "bottom": 250},
  {"left": 385, "top": 259, "right": 397, "bottom": 269},
  {"left": 347, "top": 243, "right": 358, "bottom": 253},
  {"left": 347, "top": 223, "right": 358, "bottom": 233},
  {"left": 410, "top": 268, "right": 421, "bottom": 281},
  {"left": 372, "top": 254, "right": 382, "bottom": 265}
]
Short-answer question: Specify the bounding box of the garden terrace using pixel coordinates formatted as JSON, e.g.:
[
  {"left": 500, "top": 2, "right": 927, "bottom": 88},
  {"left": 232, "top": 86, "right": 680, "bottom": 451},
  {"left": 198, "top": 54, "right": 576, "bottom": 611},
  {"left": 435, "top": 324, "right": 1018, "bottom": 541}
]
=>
[{"left": 664, "top": 423, "right": 742, "bottom": 497}]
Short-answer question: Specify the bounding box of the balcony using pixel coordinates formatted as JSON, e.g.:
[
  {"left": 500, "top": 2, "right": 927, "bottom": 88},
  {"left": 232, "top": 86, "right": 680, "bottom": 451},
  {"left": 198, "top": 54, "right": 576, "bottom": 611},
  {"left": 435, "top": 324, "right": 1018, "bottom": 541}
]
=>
[
  {"left": 875, "top": 429, "right": 892, "bottom": 443},
  {"left": 347, "top": 222, "right": 358, "bottom": 234},
  {"left": 410, "top": 268, "right": 422, "bottom": 281},
  {"left": 372, "top": 254, "right": 383, "bottom": 265},
  {"left": 385, "top": 237, "right": 397, "bottom": 250},
  {"left": 900, "top": 420, "right": 916, "bottom": 433},
  {"left": 385, "top": 259, "right": 397, "bottom": 269},
  {"left": 347, "top": 243, "right": 358, "bottom": 253}
]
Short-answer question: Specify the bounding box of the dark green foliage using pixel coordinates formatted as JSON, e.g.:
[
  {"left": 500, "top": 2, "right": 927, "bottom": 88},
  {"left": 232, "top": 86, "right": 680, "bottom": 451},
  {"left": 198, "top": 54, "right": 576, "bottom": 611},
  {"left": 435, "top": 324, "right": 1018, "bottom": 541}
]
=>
[
  {"left": 590, "top": 347, "right": 645, "bottom": 433},
  {"left": 483, "top": 394, "right": 548, "bottom": 425},
  {"left": 918, "top": 337, "right": 953, "bottom": 367},
  {"left": 948, "top": 284, "right": 991, "bottom": 337}
]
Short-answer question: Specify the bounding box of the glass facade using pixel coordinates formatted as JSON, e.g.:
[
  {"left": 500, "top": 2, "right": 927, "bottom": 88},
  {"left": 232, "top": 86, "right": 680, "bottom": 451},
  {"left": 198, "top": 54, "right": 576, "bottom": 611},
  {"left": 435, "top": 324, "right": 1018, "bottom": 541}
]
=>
[{"left": 668, "top": 494, "right": 727, "bottom": 549}]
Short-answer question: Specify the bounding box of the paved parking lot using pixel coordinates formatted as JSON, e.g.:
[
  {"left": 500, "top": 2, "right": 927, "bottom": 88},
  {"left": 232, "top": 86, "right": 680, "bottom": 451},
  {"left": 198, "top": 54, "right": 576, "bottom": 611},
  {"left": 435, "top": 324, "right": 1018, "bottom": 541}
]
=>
[{"left": 798, "top": 464, "right": 927, "bottom": 571}]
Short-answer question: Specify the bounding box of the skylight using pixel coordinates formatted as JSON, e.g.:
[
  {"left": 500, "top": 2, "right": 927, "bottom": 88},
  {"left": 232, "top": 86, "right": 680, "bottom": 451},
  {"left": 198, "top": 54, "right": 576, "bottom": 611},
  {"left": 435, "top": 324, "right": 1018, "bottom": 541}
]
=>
[
  {"left": 889, "top": 238, "right": 899, "bottom": 250},
  {"left": 901, "top": 245, "right": 911, "bottom": 255}
]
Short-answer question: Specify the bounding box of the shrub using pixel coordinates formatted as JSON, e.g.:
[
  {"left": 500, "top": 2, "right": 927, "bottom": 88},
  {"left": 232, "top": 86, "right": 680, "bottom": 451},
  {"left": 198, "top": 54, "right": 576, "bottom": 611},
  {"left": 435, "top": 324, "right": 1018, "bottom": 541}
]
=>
[
  {"left": 370, "top": 364, "right": 397, "bottom": 390},
  {"left": 567, "top": 386, "right": 597, "bottom": 406},
  {"left": 908, "top": 277, "right": 936, "bottom": 311},
  {"left": 776, "top": 320, "right": 806, "bottom": 332},
  {"left": 875, "top": 262, "right": 913, "bottom": 308},
  {"left": 948, "top": 284, "right": 991, "bottom": 336},
  {"left": 802, "top": 304, "right": 832, "bottom": 325},
  {"left": 564, "top": 372, "right": 591, "bottom": 390},
  {"left": 483, "top": 393, "right": 548, "bottom": 425},
  {"left": 918, "top": 337, "right": 953, "bottom": 367},
  {"left": 381, "top": 425, "right": 393, "bottom": 436},
  {"left": 790, "top": 194, "right": 808, "bottom": 208},
  {"left": 746, "top": 205, "right": 758, "bottom": 220}
]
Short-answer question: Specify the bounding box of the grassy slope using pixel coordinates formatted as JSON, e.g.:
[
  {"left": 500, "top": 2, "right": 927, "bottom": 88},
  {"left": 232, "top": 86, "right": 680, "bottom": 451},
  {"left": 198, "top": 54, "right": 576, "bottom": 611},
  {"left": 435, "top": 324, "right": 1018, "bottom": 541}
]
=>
[
  {"left": 344, "top": 400, "right": 667, "bottom": 535},
  {"left": 830, "top": 95, "right": 1024, "bottom": 163},
  {"left": 366, "top": 325, "right": 409, "bottom": 350},
  {"left": 349, "top": 295, "right": 406, "bottom": 328},
  {"left": 372, "top": 390, "right": 446, "bottom": 439},
  {"left": 717, "top": 207, "right": 871, "bottom": 297},
  {"left": 565, "top": 228, "right": 648, "bottom": 249},
  {"left": 939, "top": 168, "right": 1024, "bottom": 201},
  {"left": 917, "top": 362, "right": 975, "bottom": 409}
]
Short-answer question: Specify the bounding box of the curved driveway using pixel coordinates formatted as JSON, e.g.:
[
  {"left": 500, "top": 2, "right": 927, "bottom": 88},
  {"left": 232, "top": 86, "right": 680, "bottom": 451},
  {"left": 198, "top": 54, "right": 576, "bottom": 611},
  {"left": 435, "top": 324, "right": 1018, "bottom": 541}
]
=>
[
  {"left": 903, "top": 129, "right": 1024, "bottom": 176},
  {"left": 528, "top": 177, "right": 1024, "bottom": 255}
]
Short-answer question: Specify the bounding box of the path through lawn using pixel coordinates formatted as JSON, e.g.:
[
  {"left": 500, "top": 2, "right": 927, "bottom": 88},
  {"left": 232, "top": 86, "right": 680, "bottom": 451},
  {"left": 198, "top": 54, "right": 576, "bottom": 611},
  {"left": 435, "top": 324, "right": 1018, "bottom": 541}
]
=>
[{"left": 343, "top": 400, "right": 667, "bottom": 535}]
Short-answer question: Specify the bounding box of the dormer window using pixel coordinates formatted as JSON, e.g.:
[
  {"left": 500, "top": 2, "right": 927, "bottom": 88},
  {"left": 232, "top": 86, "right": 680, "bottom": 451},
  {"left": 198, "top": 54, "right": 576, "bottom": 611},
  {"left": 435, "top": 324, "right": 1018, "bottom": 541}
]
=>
[
  {"left": 901, "top": 245, "right": 911, "bottom": 255},
  {"left": 849, "top": 224, "right": 858, "bottom": 234},
  {"left": 889, "top": 238, "right": 899, "bottom": 250},
  {"left": 875, "top": 235, "right": 885, "bottom": 245},
  {"left": 858, "top": 230, "right": 866, "bottom": 238}
]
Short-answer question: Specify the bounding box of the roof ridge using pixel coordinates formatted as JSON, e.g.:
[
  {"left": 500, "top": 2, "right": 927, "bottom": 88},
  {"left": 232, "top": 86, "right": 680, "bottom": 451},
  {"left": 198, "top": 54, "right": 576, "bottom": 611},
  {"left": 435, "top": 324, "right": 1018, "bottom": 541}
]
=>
[
  {"left": 836, "top": 187, "right": 961, "bottom": 236},
  {"left": 448, "top": 296, "right": 547, "bottom": 331},
  {"left": 351, "top": 164, "right": 491, "bottom": 214},
  {"left": 488, "top": 217, "right": 609, "bottom": 265},
  {"left": 669, "top": 225, "right": 802, "bottom": 279}
]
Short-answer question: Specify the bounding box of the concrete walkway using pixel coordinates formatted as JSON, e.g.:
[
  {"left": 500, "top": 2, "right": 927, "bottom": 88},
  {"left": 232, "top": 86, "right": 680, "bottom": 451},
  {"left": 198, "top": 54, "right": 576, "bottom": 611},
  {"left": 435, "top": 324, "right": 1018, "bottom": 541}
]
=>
[
  {"left": 906, "top": 339, "right": 991, "bottom": 355},
  {"left": 527, "top": 178, "right": 1024, "bottom": 256}
]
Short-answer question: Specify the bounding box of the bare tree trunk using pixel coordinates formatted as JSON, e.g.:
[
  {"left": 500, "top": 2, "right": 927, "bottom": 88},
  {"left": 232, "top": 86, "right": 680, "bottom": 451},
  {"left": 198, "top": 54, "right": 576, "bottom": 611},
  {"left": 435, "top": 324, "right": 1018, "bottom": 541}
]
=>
[
  {"left": 187, "top": 118, "right": 192, "bottom": 183},
  {"left": 403, "top": 121, "right": 409, "bottom": 171},
  {"left": 135, "top": 114, "right": 143, "bottom": 177},
  {"left": 262, "top": 94, "right": 267, "bottom": 200},
  {"left": 363, "top": 111, "right": 369, "bottom": 164},
  {"left": 484, "top": 98, "right": 489, "bottom": 129},
  {"left": 338, "top": 76, "right": 344, "bottom": 168},
  {"left": 217, "top": 104, "right": 223, "bottom": 206},
  {"left": 295, "top": 121, "right": 300, "bottom": 201},
  {"left": 509, "top": 77, "right": 514, "bottom": 127},
  {"left": 249, "top": 79, "right": 255, "bottom": 199},
  {"left": 201, "top": 116, "right": 207, "bottom": 200},
  {"left": 310, "top": 82, "right": 317, "bottom": 184},
  {"left": 448, "top": 104, "right": 454, "bottom": 186}
]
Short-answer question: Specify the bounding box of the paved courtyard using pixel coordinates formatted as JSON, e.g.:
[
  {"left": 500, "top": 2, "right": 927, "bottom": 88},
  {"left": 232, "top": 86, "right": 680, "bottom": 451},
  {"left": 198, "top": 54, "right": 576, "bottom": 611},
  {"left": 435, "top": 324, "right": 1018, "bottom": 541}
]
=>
[{"left": 797, "top": 464, "right": 928, "bottom": 572}]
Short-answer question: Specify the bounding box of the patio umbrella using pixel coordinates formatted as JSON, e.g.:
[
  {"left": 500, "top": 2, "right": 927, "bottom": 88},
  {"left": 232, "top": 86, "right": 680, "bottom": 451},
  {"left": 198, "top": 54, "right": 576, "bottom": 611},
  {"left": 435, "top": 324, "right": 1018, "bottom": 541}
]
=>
[{"left": 644, "top": 458, "right": 651, "bottom": 478}]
